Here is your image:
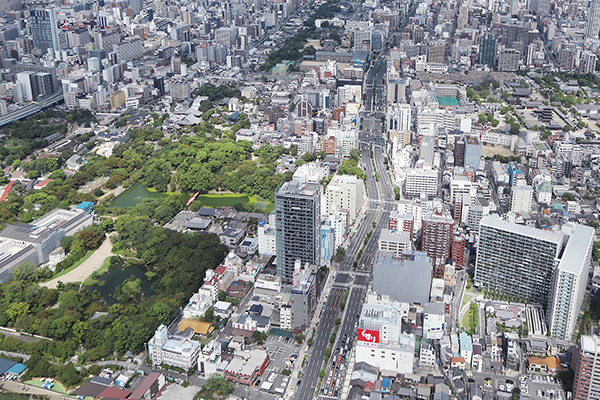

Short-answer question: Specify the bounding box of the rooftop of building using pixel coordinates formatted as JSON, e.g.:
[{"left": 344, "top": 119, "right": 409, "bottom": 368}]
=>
[
  {"left": 558, "top": 224, "right": 595, "bottom": 274},
  {"left": 379, "top": 229, "right": 411, "bottom": 243},
  {"left": 437, "top": 97, "right": 460, "bottom": 107},
  {"left": 580, "top": 335, "right": 600, "bottom": 354},
  {"left": 225, "top": 348, "right": 268, "bottom": 376},
  {"left": 276, "top": 181, "right": 320, "bottom": 197},
  {"left": 480, "top": 215, "right": 563, "bottom": 244}
]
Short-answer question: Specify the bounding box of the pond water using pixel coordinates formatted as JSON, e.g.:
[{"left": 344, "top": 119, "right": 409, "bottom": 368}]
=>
[
  {"left": 110, "top": 182, "right": 253, "bottom": 209},
  {"left": 87, "top": 260, "right": 153, "bottom": 304},
  {"left": 109, "top": 182, "right": 176, "bottom": 208}
]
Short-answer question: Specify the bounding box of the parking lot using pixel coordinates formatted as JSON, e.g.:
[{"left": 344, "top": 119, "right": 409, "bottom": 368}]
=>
[
  {"left": 526, "top": 375, "right": 564, "bottom": 400},
  {"left": 471, "top": 372, "right": 564, "bottom": 400},
  {"left": 263, "top": 335, "right": 301, "bottom": 375}
]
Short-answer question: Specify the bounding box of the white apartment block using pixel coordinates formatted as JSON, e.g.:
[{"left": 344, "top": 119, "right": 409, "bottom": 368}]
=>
[
  {"left": 341, "top": 136, "right": 358, "bottom": 158},
  {"left": 378, "top": 230, "right": 411, "bottom": 255},
  {"left": 325, "top": 174, "right": 365, "bottom": 219},
  {"left": 450, "top": 176, "right": 477, "bottom": 205},
  {"left": 258, "top": 225, "right": 276, "bottom": 256},
  {"left": 510, "top": 185, "right": 533, "bottom": 214},
  {"left": 292, "top": 162, "right": 329, "bottom": 184},
  {"left": 547, "top": 225, "right": 594, "bottom": 341},
  {"left": 405, "top": 168, "right": 438, "bottom": 199},
  {"left": 415, "top": 108, "right": 458, "bottom": 134},
  {"left": 329, "top": 212, "right": 345, "bottom": 248},
  {"left": 397, "top": 199, "right": 423, "bottom": 231},
  {"left": 420, "top": 342, "right": 436, "bottom": 367}
]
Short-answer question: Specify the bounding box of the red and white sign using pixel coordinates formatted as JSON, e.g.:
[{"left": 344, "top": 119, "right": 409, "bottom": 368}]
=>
[{"left": 357, "top": 329, "right": 380, "bottom": 346}]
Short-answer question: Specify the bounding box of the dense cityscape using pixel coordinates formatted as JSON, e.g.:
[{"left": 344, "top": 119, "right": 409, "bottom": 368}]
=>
[{"left": 0, "top": 0, "right": 600, "bottom": 399}]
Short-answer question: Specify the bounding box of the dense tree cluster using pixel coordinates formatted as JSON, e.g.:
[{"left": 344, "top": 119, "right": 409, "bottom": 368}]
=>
[
  {"left": 195, "top": 85, "right": 241, "bottom": 102},
  {"left": 138, "top": 138, "right": 293, "bottom": 201},
  {"left": 0, "top": 109, "right": 97, "bottom": 164},
  {"left": 0, "top": 202, "right": 227, "bottom": 387}
]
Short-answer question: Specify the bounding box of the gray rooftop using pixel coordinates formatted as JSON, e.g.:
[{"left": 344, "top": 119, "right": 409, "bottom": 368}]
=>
[
  {"left": 558, "top": 224, "right": 595, "bottom": 274},
  {"left": 480, "top": 215, "right": 563, "bottom": 244},
  {"left": 373, "top": 252, "right": 432, "bottom": 305}
]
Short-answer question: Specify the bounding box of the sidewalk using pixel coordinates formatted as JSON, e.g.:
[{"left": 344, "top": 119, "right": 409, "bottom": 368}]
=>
[
  {"left": 1, "top": 381, "right": 71, "bottom": 400},
  {"left": 42, "top": 234, "right": 114, "bottom": 289}
]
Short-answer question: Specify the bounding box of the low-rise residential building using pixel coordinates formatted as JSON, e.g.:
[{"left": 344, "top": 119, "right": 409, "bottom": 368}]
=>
[
  {"left": 423, "top": 303, "right": 445, "bottom": 340},
  {"left": 148, "top": 325, "right": 201, "bottom": 370},
  {"left": 198, "top": 340, "right": 222, "bottom": 377},
  {"left": 378, "top": 230, "right": 411, "bottom": 255},
  {"left": 224, "top": 349, "right": 269, "bottom": 385}
]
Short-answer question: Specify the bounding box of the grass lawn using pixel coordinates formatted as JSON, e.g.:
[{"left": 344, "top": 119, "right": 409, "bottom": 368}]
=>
[
  {"left": 249, "top": 195, "right": 274, "bottom": 214},
  {"left": 197, "top": 194, "right": 249, "bottom": 207},
  {"left": 83, "top": 256, "right": 112, "bottom": 286},
  {"left": 462, "top": 294, "right": 472, "bottom": 308},
  {"left": 40, "top": 249, "right": 95, "bottom": 283},
  {"left": 25, "top": 379, "right": 67, "bottom": 393},
  {"left": 0, "top": 393, "right": 29, "bottom": 400},
  {"left": 462, "top": 312, "right": 474, "bottom": 333}
]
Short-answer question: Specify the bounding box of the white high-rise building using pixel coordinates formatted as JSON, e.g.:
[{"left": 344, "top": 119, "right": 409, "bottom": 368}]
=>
[
  {"left": 405, "top": 167, "right": 438, "bottom": 199},
  {"left": 387, "top": 103, "right": 412, "bottom": 133},
  {"left": 587, "top": 1, "right": 600, "bottom": 39},
  {"left": 547, "top": 224, "right": 595, "bottom": 341},
  {"left": 580, "top": 51, "right": 598, "bottom": 74},
  {"left": 510, "top": 185, "right": 533, "bottom": 214},
  {"left": 16, "top": 72, "right": 34, "bottom": 102}
]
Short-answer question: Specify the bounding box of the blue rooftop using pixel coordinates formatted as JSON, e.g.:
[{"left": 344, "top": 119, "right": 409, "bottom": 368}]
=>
[
  {"left": 459, "top": 332, "right": 473, "bottom": 352},
  {"left": 0, "top": 358, "right": 16, "bottom": 375},
  {"left": 382, "top": 377, "right": 392, "bottom": 391},
  {"left": 6, "top": 363, "right": 26, "bottom": 375},
  {"left": 76, "top": 202, "right": 94, "bottom": 214}
]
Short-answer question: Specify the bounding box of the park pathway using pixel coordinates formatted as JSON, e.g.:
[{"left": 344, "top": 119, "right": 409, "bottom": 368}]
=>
[{"left": 42, "top": 234, "right": 114, "bottom": 289}]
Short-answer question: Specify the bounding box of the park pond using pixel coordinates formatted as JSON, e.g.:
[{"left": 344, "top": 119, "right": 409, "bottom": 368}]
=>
[
  {"left": 86, "top": 259, "right": 154, "bottom": 305},
  {"left": 109, "top": 182, "right": 265, "bottom": 210}
]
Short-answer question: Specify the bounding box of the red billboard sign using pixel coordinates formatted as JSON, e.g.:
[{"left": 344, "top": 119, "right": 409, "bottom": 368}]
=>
[{"left": 357, "top": 329, "right": 380, "bottom": 346}]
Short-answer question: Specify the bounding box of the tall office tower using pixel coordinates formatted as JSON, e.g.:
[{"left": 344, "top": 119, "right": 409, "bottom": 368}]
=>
[
  {"left": 451, "top": 235, "right": 468, "bottom": 270},
  {"left": 421, "top": 212, "right": 454, "bottom": 276},
  {"left": 536, "top": 0, "right": 551, "bottom": 14},
  {"left": 510, "top": 185, "right": 533, "bottom": 214},
  {"left": 475, "top": 215, "right": 564, "bottom": 307},
  {"left": 354, "top": 30, "right": 372, "bottom": 53},
  {"left": 587, "top": 1, "right": 600, "bottom": 39},
  {"left": 0, "top": 0, "right": 21, "bottom": 13},
  {"left": 464, "top": 135, "right": 481, "bottom": 169},
  {"left": 573, "top": 335, "right": 600, "bottom": 400},
  {"left": 527, "top": 43, "right": 537, "bottom": 65},
  {"left": 547, "top": 225, "right": 594, "bottom": 341},
  {"left": 497, "top": 48, "right": 520, "bottom": 71},
  {"left": 275, "top": 182, "right": 321, "bottom": 285},
  {"left": 427, "top": 41, "right": 446, "bottom": 63},
  {"left": 215, "top": 27, "right": 236, "bottom": 48},
  {"left": 454, "top": 136, "right": 465, "bottom": 167},
  {"left": 29, "top": 9, "right": 61, "bottom": 53},
  {"left": 387, "top": 103, "right": 412, "bottom": 134},
  {"left": 129, "top": 0, "right": 142, "bottom": 13},
  {"left": 477, "top": 32, "right": 498, "bottom": 66},
  {"left": 558, "top": 44, "right": 576, "bottom": 71},
  {"left": 580, "top": 51, "right": 598, "bottom": 74}
]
